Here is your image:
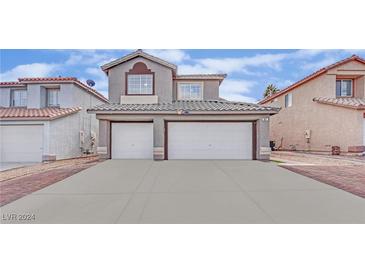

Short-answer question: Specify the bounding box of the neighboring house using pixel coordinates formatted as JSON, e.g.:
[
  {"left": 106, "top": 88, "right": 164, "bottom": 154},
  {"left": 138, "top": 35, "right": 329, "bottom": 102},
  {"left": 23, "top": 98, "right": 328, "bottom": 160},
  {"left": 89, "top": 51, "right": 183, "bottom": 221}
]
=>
[
  {"left": 259, "top": 55, "right": 365, "bottom": 153},
  {"left": 88, "top": 50, "right": 279, "bottom": 160},
  {"left": 0, "top": 77, "right": 108, "bottom": 163}
]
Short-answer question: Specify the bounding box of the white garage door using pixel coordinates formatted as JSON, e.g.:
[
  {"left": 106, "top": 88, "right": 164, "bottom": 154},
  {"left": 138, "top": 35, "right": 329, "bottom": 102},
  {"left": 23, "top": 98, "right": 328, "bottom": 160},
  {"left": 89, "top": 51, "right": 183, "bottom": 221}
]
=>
[
  {"left": 111, "top": 123, "right": 153, "bottom": 159},
  {"left": 168, "top": 122, "right": 253, "bottom": 159},
  {"left": 0, "top": 125, "right": 44, "bottom": 162}
]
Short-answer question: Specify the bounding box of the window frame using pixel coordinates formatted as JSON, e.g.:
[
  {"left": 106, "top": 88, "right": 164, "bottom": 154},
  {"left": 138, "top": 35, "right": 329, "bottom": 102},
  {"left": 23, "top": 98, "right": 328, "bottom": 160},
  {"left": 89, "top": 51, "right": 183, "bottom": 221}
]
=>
[
  {"left": 284, "top": 93, "right": 292, "bottom": 108},
  {"left": 177, "top": 82, "right": 204, "bottom": 100},
  {"left": 10, "top": 89, "right": 27, "bottom": 107},
  {"left": 336, "top": 79, "right": 353, "bottom": 98},
  {"left": 126, "top": 73, "right": 155, "bottom": 95},
  {"left": 46, "top": 88, "right": 60, "bottom": 107}
]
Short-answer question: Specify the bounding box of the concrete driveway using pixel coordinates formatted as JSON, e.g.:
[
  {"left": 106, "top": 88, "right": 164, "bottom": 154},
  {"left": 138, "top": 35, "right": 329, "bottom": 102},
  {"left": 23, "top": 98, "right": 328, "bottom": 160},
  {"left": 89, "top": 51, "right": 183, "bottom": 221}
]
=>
[{"left": 1, "top": 160, "right": 364, "bottom": 224}]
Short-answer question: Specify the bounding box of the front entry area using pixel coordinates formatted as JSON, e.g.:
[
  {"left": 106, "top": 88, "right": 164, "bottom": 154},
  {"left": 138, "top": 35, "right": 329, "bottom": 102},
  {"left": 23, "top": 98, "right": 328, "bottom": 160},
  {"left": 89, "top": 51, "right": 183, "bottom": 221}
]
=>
[
  {"left": 166, "top": 121, "right": 254, "bottom": 160},
  {"left": 111, "top": 122, "right": 153, "bottom": 159}
]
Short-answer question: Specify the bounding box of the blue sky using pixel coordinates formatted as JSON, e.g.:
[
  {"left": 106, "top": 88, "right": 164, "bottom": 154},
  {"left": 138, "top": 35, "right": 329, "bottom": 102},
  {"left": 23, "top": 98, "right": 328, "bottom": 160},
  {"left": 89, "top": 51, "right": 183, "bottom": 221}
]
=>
[{"left": 1, "top": 49, "right": 364, "bottom": 102}]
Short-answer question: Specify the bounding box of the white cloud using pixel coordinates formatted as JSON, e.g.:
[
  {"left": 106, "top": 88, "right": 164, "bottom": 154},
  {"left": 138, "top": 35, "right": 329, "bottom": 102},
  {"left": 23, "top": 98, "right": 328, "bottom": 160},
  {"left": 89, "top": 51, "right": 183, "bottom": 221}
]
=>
[
  {"left": 144, "top": 49, "right": 190, "bottom": 64},
  {"left": 301, "top": 56, "right": 338, "bottom": 71},
  {"left": 65, "top": 50, "right": 116, "bottom": 66},
  {"left": 219, "top": 79, "right": 257, "bottom": 103},
  {"left": 0, "top": 63, "right": 59, "bottom": 81}
]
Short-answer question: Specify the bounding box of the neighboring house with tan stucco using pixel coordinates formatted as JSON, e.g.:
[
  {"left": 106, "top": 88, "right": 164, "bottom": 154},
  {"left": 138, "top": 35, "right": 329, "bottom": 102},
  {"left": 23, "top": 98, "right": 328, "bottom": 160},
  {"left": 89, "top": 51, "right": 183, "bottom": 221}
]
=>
[
  {"left": 88, "top": 50, "right": 279, "bottom": 160},
  {"left": 259, "top": 55, "right": 365, "bottom": 153},
  {"left": 0, "top": 77, "right": 108, "bottom": 163}
]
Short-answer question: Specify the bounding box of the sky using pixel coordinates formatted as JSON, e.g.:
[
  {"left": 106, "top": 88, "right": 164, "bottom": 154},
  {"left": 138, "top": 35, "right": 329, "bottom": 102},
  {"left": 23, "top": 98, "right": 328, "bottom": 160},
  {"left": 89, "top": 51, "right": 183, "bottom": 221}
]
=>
[{"left": 1, "top": 49, "right": 364, "bottom": 103}]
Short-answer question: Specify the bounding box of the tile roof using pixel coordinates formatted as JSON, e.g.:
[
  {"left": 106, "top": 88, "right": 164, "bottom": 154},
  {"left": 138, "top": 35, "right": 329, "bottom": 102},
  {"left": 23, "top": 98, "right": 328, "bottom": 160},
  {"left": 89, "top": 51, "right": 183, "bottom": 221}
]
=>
[
  {"left": 313, "top": 97, "right": 365, "bottom": 110},
  {"left": 0, "top": 107, "right": 82, "bottom": 120},
  {"left": 0, "top": 81, "right": 26, "bottom": 87},
  {"left": 0, "top": 77, "right": 108, "bottom": 103},
  {"left": 88, "top": 100, "right": 279, "bottom": 113},
  {"left": 259, "top": 55, "right": 365, "bottom": 104}
]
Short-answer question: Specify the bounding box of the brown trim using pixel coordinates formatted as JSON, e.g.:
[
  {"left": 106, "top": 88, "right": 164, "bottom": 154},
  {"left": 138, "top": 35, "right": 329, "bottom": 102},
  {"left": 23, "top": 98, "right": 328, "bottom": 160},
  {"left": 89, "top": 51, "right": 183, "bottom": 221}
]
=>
[
  {"left": 125, "top": 62, "right": 155, "bottom": 96},
  {"left": 252, "top": 121, "right": 257, "bottom": 160},
  {"left": 164, "top": 120, "right": 258, "bottom": 160},
  {"left": 109, "top": 121, "right": 153, "bottom": 159}
]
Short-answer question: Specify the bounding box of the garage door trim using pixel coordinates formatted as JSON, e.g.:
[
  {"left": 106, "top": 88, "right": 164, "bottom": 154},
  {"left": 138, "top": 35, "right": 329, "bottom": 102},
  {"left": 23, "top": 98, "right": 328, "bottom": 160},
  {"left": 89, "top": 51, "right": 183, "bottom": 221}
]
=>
[
  {"left": 110, "top": 121, "right": 153, "bottom": 159},
  {"left": 164, "top": 120, "right": 257, "bottom": 160}
]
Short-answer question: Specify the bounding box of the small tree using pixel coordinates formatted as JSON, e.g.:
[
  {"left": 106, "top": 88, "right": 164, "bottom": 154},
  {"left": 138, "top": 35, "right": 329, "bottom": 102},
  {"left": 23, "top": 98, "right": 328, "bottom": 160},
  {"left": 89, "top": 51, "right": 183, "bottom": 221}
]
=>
[{"left": 263, "top": 84, "right": 280, "bottom": 98}]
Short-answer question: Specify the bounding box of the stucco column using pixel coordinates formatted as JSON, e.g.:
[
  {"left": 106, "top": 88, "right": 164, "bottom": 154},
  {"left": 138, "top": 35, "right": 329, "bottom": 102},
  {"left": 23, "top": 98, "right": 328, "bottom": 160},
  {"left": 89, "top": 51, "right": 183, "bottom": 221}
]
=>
[
  {"left": 257, "top": 116, "right": 271, "bottom": 160},
  {"left": 97, "top": 119, "right": 110, "bottom": 159},
  {"left": 153, "top": 117, "right": 165, "bottom": 160}
]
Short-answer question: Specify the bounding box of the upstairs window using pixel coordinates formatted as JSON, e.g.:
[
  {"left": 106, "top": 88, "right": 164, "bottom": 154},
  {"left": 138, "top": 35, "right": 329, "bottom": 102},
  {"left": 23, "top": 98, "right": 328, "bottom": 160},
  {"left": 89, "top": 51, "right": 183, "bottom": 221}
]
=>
[
  {"left": 336, "top": 79, "right": 352, "bottom": 97},
  {"left": 126, "top": 62, "right": 154, "bottom": 95},
  {"left": 284, "top": 93, "right": 292, "bottom": 108},
  {"left": 178, "top": 83, "right": 203, "bottom": 100},
  {"left": 10, "top": 90, "right": 27, "bottom": 107},
  {"left": 127, "top": 74, "right": 153, "bottom": 95},
  {"left": 47, "top": 88, "right": 60, "bottom": 107}
]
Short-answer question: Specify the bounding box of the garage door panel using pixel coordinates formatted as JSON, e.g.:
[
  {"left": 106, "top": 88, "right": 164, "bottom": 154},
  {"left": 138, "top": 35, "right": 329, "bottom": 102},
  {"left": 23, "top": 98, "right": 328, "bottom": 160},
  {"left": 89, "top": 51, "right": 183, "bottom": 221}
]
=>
[
  {"left": 0, "top": 125, "right": 43, "bottom": 162},
  {"left": 168, "top": 122, "right": 252, "bottom": 160},
  {"left": 111, "top": 123, "right": 153, "bottom": 159}
]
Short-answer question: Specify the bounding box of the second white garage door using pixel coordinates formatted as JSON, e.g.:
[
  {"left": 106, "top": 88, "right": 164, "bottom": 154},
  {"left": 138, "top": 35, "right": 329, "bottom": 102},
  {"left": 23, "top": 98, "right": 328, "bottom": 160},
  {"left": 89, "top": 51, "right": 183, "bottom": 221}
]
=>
[
  {"left": 0, "top": 125, "right": 44, "bottom": 162},
  {"left": 111, "top": 123, "right": 153, "bottom": 159},
  {"left": 168, "top": 122, "right": 253, "bottom": 159}
]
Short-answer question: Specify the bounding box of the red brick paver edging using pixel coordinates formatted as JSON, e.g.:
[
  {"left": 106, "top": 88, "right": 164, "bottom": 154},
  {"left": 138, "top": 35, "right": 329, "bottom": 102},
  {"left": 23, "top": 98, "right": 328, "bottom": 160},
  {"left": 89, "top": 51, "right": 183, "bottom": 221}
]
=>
[{"left": 282, "top": 165, "right": 365, "bottom": 199}]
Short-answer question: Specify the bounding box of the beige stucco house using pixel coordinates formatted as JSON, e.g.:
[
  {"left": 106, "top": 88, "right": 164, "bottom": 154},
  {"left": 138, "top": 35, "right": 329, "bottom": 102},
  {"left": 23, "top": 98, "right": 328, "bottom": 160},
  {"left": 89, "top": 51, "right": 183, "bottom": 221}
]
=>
[
  {"left": 259, "top": 55, "right": 365, "bottom": 153},
  {"left": 88, "top": 50, "right": 279, "bottom": 160}
]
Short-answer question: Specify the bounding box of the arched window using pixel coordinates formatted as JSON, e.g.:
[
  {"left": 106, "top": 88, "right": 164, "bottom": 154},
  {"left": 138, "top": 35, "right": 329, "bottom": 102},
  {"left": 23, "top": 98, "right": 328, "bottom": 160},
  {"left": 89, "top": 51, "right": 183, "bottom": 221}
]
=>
[{"left": 126, "top": 62, "right": 155, "bottom": 95}]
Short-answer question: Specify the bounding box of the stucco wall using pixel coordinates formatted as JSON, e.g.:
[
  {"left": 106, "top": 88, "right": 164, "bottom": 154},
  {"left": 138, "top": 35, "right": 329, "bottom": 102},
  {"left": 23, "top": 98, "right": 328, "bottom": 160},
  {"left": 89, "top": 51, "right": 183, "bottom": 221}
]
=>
[
  {"left": 265, "top": 63, "right": 365, "bottom": 152},
  {"left": 0, "top": 87, "right": 11, "bottom": 107},
  {"left": 49, "top": 112, "right": 82, "bottom": 159},
  {"left": 172, "top": 80, "right": 220, "bottom": 100},
  {"left": 108, "top": 57, "right": 174, "bottom": 104},
  {"left": 96, "top": 114, "right": 272, "bottom": 160}
]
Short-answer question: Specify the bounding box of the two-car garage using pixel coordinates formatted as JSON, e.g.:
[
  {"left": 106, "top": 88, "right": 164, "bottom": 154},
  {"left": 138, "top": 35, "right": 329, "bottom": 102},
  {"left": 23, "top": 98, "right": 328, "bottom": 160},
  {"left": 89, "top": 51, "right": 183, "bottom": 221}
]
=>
[{"left": 110, "top": 121, "right": 255, "bottom": 160}]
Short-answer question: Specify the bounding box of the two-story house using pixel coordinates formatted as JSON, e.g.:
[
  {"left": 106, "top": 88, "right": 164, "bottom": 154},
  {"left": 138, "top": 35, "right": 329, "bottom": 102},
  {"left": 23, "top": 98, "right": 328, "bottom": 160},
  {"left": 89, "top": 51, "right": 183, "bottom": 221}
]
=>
[
  {"left": 259, "top": 55, "right": 365, "bottom": 153},
  {"left": 88, "top": 50, "right": 279, "bottom": 160},
  {"left": 0, "top": 77, "right": 108, "bottom": 163}
]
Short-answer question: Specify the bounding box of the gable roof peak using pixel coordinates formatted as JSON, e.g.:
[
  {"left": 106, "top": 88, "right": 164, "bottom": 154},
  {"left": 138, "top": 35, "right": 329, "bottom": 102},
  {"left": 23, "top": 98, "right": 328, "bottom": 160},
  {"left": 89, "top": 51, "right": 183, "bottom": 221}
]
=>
[{"left": 101, "top": 49, "right": 177, "bottom": 73}]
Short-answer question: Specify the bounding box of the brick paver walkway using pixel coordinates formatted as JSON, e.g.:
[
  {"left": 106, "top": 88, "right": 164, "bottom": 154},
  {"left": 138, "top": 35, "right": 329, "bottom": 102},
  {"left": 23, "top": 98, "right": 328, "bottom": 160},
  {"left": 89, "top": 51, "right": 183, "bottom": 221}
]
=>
[
  {"left": 0, "top": 161, "right": 100, "bottom": 206},
  {"left": 282, "top": 165, "right": 365, "bottom": 198}
]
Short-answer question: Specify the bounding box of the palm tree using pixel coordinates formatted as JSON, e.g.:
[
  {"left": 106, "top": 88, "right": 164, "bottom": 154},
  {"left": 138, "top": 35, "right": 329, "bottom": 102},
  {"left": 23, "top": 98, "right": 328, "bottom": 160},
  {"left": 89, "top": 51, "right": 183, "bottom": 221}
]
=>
[{"left": 263, "top": 84, "right": 280, "bottom": 98}]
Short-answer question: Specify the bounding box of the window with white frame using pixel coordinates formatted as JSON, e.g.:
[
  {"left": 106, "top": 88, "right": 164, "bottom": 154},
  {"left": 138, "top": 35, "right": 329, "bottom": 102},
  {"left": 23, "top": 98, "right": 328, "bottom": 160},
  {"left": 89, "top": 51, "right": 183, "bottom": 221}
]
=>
[
  {"left": 284, "top": 93, "right": 292, "bottom": 108},
  {"left": 47, "top": 88, "right": 60, "bottom": 107},
  {"left": 336, "top": 79, "right": 353, "bottom": 97},
  {"left": 10, "top": 89, "right": 27, "bottom": 107},
  {"left": 178, "top": 83, "right": 203, "bottom": 100},
  {"left": 127, "top": 74, "right": 153, "bottom": 95}
]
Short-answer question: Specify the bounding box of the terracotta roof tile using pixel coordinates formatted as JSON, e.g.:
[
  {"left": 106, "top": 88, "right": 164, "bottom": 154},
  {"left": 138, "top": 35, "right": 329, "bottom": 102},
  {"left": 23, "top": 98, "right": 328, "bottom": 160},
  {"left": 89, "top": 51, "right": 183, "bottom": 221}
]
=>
[
  {"left": 88, "top": 100, "right": 279, "bottom": 113},
  {"left": 313, "top": 97, "right": 365, "bottom": 110},
  {"left": 0, "top": 107, "right": 82, "bottom": 120}
]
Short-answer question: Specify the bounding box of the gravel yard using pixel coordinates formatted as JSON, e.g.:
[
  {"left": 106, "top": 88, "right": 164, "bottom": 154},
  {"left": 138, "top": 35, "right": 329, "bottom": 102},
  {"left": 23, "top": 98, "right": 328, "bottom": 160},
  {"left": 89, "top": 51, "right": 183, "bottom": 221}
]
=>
[{"left": 0, "top": 156, "right": 102, "bottom": 206}]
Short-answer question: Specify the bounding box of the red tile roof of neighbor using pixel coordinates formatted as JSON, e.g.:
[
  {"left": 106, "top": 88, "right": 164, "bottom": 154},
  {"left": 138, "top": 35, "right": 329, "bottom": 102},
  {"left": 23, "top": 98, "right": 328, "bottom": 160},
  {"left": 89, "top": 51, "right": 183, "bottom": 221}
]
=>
[
  {"left": 0, "top": 107, "right": 82, "bottom": 120},
  {"left": 313, "top": 97, "right": 365, "bottom": 110},
  {"left": 0, "top": 77, "right": 108, "bottom": 103},
  {"left": 258, "top": 55, "right": 365, "bottom": 104}
]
